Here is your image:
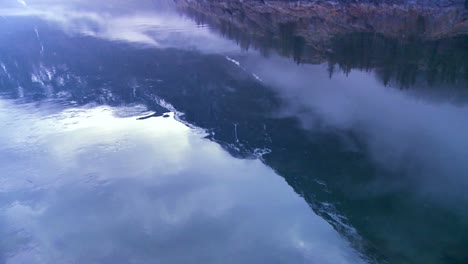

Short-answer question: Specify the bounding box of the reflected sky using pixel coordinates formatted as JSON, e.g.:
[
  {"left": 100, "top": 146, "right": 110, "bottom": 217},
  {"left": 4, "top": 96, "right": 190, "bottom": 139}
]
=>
[
  {"left": 0, "top": 101, "right": 365, "bottom": 264},
  {"left": 0, "top": 0, "right": 238, "bottom": 52}
]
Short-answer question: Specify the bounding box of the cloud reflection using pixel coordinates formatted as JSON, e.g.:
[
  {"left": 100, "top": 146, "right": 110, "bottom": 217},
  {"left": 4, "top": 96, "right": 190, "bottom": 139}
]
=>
[
  {"left": 0, "top": 1, "right": 238, "bottom": 52},
  {"left": 0, "top": 101, "right": 366, "bottom": 264}
]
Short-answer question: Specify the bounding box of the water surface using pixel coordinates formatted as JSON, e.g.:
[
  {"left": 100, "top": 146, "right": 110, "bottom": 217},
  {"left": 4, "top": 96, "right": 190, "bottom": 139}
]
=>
[{"left": 0, "top": 1, "right": 467, "bottom": 264}]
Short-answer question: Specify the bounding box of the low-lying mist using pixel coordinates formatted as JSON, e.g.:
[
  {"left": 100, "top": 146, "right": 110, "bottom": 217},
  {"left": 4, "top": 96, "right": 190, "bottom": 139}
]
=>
[{"left": 244, "top": 54, "right": 468, "bottom": 212}]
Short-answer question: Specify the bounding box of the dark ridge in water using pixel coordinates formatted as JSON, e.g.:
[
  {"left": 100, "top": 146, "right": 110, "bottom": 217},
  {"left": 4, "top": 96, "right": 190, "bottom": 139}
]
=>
[{"left": 1, "top": 15, "right": 468, "bottom": 264}]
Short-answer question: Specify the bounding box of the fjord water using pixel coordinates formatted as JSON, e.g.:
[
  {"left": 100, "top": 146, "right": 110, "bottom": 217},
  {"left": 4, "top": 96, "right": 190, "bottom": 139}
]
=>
[{"left": 0, "top": 1, "right": 467, "bottom": 264}]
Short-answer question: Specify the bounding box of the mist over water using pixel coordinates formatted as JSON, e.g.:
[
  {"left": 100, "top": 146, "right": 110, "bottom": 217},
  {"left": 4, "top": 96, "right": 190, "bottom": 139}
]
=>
[{"left": 241, "top": 54, "right": 468, "bottom": 206}]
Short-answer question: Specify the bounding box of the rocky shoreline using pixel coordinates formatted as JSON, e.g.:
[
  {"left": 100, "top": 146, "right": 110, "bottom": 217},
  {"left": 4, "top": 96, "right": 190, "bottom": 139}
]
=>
[{"left": 175, "top": 0, "right": 467, "bottom": 45}]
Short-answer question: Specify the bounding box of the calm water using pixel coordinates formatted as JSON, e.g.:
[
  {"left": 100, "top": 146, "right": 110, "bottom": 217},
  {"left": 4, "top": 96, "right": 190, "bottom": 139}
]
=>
[{"left": 0, "top": 1, "right": 467, "bottom": 264}]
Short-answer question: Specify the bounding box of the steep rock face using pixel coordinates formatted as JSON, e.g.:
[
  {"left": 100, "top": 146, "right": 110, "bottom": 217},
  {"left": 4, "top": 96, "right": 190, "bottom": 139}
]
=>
[{"left": 175, "top": 0, "right": 467, "bottom": 45}]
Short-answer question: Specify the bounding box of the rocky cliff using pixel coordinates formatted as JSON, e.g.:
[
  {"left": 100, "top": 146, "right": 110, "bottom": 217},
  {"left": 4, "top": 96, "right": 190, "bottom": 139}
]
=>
[
  {"left": 175, "top": 0, "right": 468, "bottom": 87},
  {"left": 175, "top": 0, "right": 467, "bottom": 46}
]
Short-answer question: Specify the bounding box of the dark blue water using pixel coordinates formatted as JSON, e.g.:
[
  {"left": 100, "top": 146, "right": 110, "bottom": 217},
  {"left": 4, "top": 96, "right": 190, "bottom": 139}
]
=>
[{"left": 0, "top": 1, "right": 467, "bottom": 264}]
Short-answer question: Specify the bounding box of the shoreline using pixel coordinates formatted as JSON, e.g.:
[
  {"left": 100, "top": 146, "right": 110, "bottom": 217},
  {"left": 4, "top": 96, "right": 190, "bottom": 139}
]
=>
[{"left": 175, "top": 0, "right": 468, "bottom": 43}]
